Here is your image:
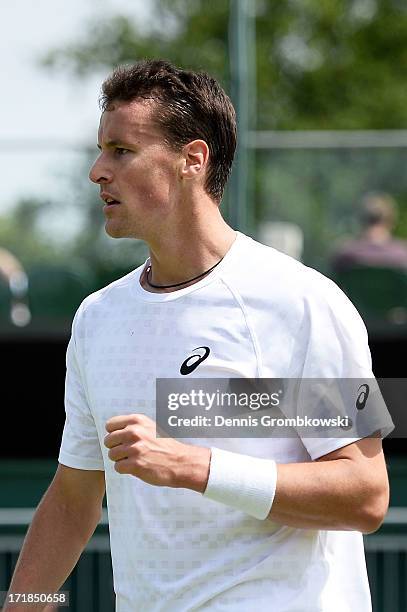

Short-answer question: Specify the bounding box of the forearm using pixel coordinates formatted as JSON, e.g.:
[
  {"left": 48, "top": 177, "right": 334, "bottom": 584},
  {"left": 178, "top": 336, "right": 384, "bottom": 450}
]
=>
[
  {"left": 181, "top": 442, "right": 388, "bottom": 533},
  {"left": 4, "top": 489, "right": 100, "bottom": 612}
]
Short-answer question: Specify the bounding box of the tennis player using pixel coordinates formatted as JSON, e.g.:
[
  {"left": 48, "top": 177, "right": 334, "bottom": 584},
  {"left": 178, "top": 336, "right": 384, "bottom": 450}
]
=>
[{"left": 6, "top": 60, "right": 390, "bottom": 612}]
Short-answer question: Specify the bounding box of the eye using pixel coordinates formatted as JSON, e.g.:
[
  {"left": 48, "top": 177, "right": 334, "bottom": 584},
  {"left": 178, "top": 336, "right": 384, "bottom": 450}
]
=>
[{"left": 115, "top": 147, "right": 130, "bottom": 156}]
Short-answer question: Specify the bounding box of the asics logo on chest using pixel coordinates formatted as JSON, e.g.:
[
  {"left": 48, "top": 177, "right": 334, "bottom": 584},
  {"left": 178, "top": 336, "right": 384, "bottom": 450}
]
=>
[{"left": 180, "top": 346, "right": 211, "bottom": 375}]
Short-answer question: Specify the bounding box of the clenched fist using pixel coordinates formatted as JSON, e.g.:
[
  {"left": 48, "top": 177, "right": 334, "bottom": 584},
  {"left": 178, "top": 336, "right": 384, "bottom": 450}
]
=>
[{"left": 104, "top": 413, "right": 211, "bottom": 493}]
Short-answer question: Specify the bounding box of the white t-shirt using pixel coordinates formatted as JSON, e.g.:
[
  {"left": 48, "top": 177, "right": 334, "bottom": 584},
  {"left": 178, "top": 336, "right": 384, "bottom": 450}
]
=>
[{"left": 59, "top": 232, "right": 376, "bottom": 612}]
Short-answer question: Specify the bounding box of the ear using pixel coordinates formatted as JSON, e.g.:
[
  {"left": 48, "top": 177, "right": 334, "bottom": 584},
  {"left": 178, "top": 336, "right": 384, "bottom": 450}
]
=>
[{"left": 180, "top": 140, "right": 209, "bottom": 180}]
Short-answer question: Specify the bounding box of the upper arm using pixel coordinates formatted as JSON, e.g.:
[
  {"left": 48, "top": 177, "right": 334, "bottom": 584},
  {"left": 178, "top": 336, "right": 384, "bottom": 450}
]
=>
[
  {"left": 316, "top": 437, "right": 383, "bottom": 463},
  {"left": 317, "top": 438, "right": 390, "bottom": 531},
  {"left": 50, "top": 464, "right": 106, "bottom": 513},
  {"left": 316, "top": 438, "right": 389, "bottom": 499}
]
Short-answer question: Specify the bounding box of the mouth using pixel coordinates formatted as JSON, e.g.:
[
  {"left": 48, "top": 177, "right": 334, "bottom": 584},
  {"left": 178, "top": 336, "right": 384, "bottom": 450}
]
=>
[
  {"left": 104, "top": 198, "right": 121, "bottom": 207},
  {"left": 100, "top": 192, "right": 121, "bottom": 207}
]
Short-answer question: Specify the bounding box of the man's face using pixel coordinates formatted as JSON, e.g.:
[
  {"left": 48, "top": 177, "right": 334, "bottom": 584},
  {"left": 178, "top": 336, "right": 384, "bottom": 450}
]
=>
[{"left": 89, "top": 99, "right": 181, "bottom": 239}]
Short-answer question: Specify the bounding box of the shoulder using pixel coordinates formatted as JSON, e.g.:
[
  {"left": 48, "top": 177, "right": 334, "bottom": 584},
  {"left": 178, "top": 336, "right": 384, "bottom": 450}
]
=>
[
  {"left": 390, "top": 238, "right": 407, "bottom": 253},
  {"left": 72, "top": 265, "right": 143, "bottom": 329},
  {"left": 222, "top": 234, "right": 369, "bottom": 357},
  {"left": 222, "top": 233, "right": 353, "bottom": 317}
]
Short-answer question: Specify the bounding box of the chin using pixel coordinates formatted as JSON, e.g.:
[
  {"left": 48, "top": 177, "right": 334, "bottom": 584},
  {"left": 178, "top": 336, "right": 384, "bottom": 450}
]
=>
[
  {"left": 105, "top": 223, "right": 141, "bottom": 241},
  {"left": 105, "top": 221, "right": 127, "bottom": 239}
]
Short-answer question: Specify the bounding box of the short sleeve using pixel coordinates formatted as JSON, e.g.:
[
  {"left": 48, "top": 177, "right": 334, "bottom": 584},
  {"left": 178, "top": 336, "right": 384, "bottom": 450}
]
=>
[
  {"left": 293, "top": 274, "right": 393, "bottom": 460},
  {"left": 298, "top": 276, "right": 373, "bottom": 380},
  {"left": 58, "top": 308, "right": 105, "bottom": 471}
]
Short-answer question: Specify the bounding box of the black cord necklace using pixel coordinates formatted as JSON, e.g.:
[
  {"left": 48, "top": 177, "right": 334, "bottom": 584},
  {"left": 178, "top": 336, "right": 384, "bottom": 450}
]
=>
[{"left": 145, "top": 257, "right": 224, "bottom": 289}]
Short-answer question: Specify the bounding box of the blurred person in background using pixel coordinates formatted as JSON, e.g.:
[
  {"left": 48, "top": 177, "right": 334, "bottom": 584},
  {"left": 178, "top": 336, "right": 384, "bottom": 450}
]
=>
[
  {"left": 5, "top": 60, "right": 390, "bottom": 612},
  {"left": 0, "top": 247, "right": 30, "bottom": 326},
  {"left": 0, "top": 247, "right": 26, "bottom": 286},
  {"left": 332, "top": 192, "right": 407, "bottom": 272}
]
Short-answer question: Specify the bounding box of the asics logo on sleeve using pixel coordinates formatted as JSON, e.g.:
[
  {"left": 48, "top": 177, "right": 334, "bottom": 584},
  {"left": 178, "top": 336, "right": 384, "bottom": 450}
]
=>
[
  {"left": 180, "top": 347, "right": 211, "bottom": 375},
  {"left": 356, "top": 384, "right": 369, "bottom": 410}
]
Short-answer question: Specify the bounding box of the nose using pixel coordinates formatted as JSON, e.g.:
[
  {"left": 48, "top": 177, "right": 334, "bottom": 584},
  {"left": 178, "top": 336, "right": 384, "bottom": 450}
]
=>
[{"left": 89, "top": 154, "right": 113, "bottom": 184}]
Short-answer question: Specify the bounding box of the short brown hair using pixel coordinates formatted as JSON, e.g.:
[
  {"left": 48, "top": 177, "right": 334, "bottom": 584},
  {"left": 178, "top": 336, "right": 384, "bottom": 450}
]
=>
[
  {"left": 360, "top": 192, "right": 397, "bottom": 228},
  {"left": 100, "top": 59, "right": 237, "bottom": 203}
]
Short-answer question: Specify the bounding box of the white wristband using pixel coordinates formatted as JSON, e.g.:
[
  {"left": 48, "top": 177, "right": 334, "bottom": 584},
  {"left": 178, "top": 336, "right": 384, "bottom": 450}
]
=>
[{"left": 203, "top": 447, "right": 277, "bottom": 520}]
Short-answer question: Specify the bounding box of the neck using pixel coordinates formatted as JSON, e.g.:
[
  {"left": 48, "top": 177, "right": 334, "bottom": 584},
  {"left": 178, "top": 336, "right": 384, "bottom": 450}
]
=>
[{"left": 141, "top": 209, "right": 236, "bottom": 293}]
